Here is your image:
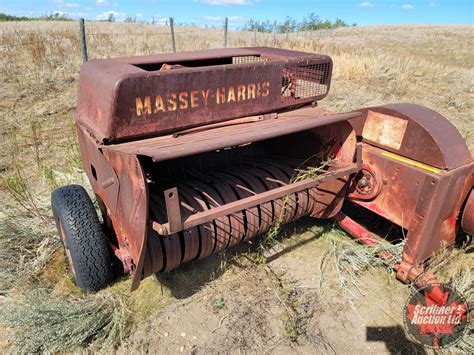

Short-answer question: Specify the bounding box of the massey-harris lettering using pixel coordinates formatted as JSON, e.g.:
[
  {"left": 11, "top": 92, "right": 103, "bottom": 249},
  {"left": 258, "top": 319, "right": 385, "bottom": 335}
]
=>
[{"left": 136, "top": 81, "right": 270, "bottom": 117}]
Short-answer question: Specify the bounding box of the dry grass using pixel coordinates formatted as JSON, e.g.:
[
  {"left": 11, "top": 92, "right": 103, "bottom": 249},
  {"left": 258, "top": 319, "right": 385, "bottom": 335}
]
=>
[
  {"left": 318, "top": 230, "right": 404, "bottom": 310},
  {"left": 0, "top": 22, "right": 473, "bottom": 352},
  {"left": 0, "top": 289, "right": 130, "bottom": 352},
  {"left": 0, "top": 201, "right": 57, "bottom": 292}
]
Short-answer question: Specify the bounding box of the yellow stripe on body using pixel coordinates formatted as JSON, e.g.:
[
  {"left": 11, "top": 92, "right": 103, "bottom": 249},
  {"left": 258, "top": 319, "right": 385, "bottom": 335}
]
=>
[{"left": 381, "top": 152, "right": 441, "bottom": 174}]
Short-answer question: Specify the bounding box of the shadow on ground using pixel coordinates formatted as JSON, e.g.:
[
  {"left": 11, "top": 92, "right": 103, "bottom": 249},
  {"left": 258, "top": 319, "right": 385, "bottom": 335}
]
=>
[
  {"left": 366, "top": 325, "right": 426, "bottom": 354},
  {"left": 156, "top": 217, "right": 331, "bottom": 299}
]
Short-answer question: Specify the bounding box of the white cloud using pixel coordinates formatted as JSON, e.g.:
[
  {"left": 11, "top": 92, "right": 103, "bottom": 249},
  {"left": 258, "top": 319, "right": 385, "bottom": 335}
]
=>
[
  {"left": 359, "top": 2, "right": 376, "bottom": 7},
  {"left": 196, "top": 0, "right": 255, "bottom": 5},
  {"left": 96, "top": 0, "right": 111, "bottom": 6},
  {"left": 429, "top": 2, "right": 436, "bottom": 6},
  {"left": 202, "top": 15, "right": 246, "bottom": 22},
  {"left": 96, "top": 10, "right": 127, "bottom": 20},
  {"left": 154, "top": 17, "right": 168, "bottom": 24},
  {"left": 402, "top": 4, "right": 414, "bottom": 9},
  {"left": 64, "top": 2, "right": 80, "bottom": 8},
  {"left": 202, "top": 16, "right": 223, "bottom": 21}
]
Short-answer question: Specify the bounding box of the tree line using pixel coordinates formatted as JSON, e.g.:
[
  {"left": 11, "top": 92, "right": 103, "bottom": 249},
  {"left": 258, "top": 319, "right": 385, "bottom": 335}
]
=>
[
  {"left": 0, "top": 11, "right": 355, "bottom": 31},
  {"left": 241, "top": 13, "right": 355, "bottom": 32},
  {"left": 0, "top": 12, "right": 73, "bottom": 21}
]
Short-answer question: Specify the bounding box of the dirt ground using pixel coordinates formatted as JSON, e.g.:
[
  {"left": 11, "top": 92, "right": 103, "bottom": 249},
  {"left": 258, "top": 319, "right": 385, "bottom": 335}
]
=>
[
  {"left": 119, "top": 225, "right": 412, "bottom": 353},
  {"left": 0, "top": 23, "right": 473, "bottom": 353},
  {"left": 108, "top": 216, "right": 468, "bottom": 354}
]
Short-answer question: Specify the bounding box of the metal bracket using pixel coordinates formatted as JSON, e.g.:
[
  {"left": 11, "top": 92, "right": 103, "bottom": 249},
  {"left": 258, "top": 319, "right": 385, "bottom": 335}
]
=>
[
  {"left": 152, "top": 163, "right": 358, "bottom": 236},
  {"left": 356, "top": 142, "right": 363, "bottom": 171},
  {"left": 164, "top": 187, "right": 182, "bottom": 234}
]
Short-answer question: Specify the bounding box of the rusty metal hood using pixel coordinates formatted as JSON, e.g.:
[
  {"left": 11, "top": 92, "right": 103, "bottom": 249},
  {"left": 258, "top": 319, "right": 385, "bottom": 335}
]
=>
[{"left": 75, "top": 47, "right": 333, "bottom": 143}]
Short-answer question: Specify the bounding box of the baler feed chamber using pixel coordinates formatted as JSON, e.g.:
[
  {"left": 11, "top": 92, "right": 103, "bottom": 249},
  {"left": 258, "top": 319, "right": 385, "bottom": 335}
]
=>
[{"left": 103, "top": 109, "right": 361, "bottom": 277}]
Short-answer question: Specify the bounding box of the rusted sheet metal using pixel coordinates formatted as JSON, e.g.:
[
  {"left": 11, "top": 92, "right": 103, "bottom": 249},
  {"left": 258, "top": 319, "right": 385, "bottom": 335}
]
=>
[
  {"left": 76, "top": 125, "right": 120, "bottom": 215},
  {"left": 118, "top": 47, "right": 326, "bottom": 66},
  {"left": 349, "top": 103, "right": 472, "bottom": 170},
  {"left": 101, "top": 150, "right": 149, "bottom": 291},
  {"left": 76, "top": 47, "right": 332, "bottom": 143},
  {"left": 308, "top": 121, "right": 357, "bottom": 219},
  {"left": 77, "top": 124, "right": 149, "bottom": 289},
  {"left": 461, "top": 189, "right": 474, "bottom": 236},
  {"left": 119, "top": 47, "right": 263, "bottom": 66},
  {"left": 101, "top": 108, "right": 361, "bottom": 162},
  {"left": 349, "top": 103, "right": 473, "bottom": 269},
  {"left": 349, "top": 144, "right": 423, "bottom": 228},
  {"left": 350, "top": 143, "right": 474, "bottom": 266}
]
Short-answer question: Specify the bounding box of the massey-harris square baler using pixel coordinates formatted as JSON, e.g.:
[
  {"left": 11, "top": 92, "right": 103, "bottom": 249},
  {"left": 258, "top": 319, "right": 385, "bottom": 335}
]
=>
[{"left": 51, "top": 47, "right": 473, "bottom": 292}]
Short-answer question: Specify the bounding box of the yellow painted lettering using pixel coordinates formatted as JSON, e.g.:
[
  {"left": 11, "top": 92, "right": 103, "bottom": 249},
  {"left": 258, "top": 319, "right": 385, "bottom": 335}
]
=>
[
  {"left": 237, "top": 85, "right": 246, "bottom": 101},
  {"left": 216, "top": 87, "right": 226, "bottom": 104},
  {"left": 154, "top": 95, "right": 166, "bottom": 113},
  {"left": 247, "top": 83, "right": 256, "bottom": 99},
  {"left": 190, "top": 90, "right": 200, "bottom": 108},
  {"left": 136, "top": 96, "right": 151, "bottom": 116},
  {"left": 201, "top": 89, "right": 210, "bottom": 106},
  {"left": 167, "top": 93, "right": 177, "bottom": 111},
  {"left": 227, "top": 86, "right": 236, "bottom": 102},
  {"left": 261, "top": 81, "right": 270, "bottom": 97},
  {"left": 179, "top": 92, "right": 189, "bottom": 109}
]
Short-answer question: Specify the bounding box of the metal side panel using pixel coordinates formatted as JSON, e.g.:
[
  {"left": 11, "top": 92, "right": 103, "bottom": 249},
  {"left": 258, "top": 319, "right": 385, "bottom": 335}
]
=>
[{"left": 102, "top": 149, "right": 149, "bottom": 291}]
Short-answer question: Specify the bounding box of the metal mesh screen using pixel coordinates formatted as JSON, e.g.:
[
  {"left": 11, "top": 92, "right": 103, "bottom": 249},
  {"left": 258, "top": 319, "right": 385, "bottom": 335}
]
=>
[
  {"left": 232, "top": 55, "right": 265, "bottom": 64},
  {"left": 281, "top": 62, "right": 331, "bottom": 99}
]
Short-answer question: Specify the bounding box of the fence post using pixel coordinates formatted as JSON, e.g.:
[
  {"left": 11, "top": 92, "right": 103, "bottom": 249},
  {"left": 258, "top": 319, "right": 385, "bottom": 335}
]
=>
[
  {"left": 79, "top": 18, "right": 88, "bottom": 63},
  {"left": 169, "top": 17, "right": 176, "bottom": 53},
  {"left": 272, "top": 21, "right": 276, "bottom": 44},
  {"left": 286, "top": 29, "right": 289, "bottom": 40},
  {"left": 253, "top": 27, "right": 257, "bottom": 46},
  {"left": 224, "top": 17, "right": 228, "bottom": 48}
]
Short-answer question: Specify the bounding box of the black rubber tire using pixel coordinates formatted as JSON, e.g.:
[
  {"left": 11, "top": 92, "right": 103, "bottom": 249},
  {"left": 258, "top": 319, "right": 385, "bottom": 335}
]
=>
[{"left": 51, "top": 184, "right": 113, "bottom": 292}]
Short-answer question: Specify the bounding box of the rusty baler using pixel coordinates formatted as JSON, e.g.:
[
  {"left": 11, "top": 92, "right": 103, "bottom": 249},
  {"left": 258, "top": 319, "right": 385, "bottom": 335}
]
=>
[{"left": 51, "top": 47, "right": 473, "bottom": 292}]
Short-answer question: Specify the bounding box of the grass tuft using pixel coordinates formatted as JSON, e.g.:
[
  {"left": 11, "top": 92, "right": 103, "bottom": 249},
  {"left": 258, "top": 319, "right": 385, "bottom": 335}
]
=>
[
  {"left": 450, "top": 266, "right": 473, "bottom": 353},
  {"left": 0, "top": 289, "right": 130, "bottom": 353},
  {"left": 259, "top": 158, "right": 333, "bottom": 256},
  {"left": 0, "top": 202, "right": 57, "bottom": 292},
  {"left": 319, "top": 231, "right": 404, "bottom": 308}
]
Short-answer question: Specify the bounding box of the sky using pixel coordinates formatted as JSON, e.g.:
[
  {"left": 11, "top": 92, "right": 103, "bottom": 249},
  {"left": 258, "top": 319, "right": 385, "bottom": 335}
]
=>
[{"left": 1, "top": 0, "right": 473, "bottom": 28}]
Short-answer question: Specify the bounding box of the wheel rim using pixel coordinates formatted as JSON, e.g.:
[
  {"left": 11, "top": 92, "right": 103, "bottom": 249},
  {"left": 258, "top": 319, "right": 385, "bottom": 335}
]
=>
[{"left": 59, "top": 222, "right": 76, "bottom": 276}]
